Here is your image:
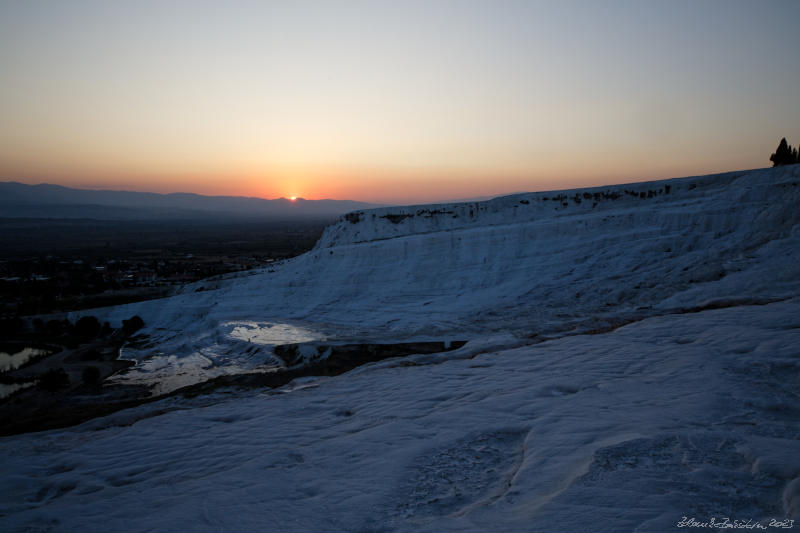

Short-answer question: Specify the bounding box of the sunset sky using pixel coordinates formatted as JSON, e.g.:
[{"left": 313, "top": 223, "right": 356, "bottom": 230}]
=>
[{"left": 1, "top": 1, "right": 799, "bottom": 204}]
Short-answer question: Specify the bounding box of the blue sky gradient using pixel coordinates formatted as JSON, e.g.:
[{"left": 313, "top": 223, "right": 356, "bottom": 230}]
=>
[{"left": 1, "top": 0, "right": 798, "bottom": 202}]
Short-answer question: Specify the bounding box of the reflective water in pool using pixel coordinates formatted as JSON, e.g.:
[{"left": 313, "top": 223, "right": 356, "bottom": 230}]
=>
[
  {"left": 112, "top": 322, "right": 327, "bottom": 396},
  {"left": 223, "top": 321, "right": 324, "bottom": 345},
  {"left": 0, "top": 347, "right": 51, "bottom": 372},
  {"left": 0, "top": 381, "right": 36, "bottom": 399}
]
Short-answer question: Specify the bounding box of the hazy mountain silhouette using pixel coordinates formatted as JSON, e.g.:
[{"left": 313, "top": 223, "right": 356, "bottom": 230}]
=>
[{"left": 0, "top": 181, "right": 381, "bottom": 220}]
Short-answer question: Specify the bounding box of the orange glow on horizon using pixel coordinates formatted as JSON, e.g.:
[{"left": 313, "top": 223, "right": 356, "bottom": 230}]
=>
[
  {"left": 0, "top": 154, "right": 767, "bottom": 206},
  {"left": 1, "top": 2, "right": 797, "bottom": 206}
]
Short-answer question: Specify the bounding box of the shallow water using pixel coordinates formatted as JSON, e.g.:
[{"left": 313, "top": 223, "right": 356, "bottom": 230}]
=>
[
  {"left": 0, "top": 347, "right": 51, "bottom": 372},
  {"left": 112, "top": 322, "right": 326, "bottom": 396},
  {"left": 223, "top": 321, "right": 324, "bottom": 345},
  {"left": 0, "top": 381, "right": 35, "bottom": 399}
]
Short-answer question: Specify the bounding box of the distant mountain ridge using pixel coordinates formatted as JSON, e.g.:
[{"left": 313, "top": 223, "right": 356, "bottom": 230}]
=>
[{"left": 0, "top": 181, "right": 380, "bottom": 220}]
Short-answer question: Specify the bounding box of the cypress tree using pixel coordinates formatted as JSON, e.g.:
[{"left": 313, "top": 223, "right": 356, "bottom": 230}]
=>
[{"left": 769, "top": 137, "right": 799, "bottom": 166}]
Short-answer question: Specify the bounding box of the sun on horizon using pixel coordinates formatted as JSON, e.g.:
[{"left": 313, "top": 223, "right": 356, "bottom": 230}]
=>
[{"left": 0, "top": 1, "right": 798, "bottom": 204}]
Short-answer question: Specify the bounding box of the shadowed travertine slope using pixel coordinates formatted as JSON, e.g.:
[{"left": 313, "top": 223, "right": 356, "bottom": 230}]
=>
[
  {"left": 4, "top": 166, "right": 800, "bottom": 532},
  {"left": 96, "top": 166, "right": 800, "bottom": 350}
]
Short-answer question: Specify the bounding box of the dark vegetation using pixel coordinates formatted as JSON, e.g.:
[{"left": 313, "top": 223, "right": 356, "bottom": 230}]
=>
[
  {"left": 0, "top": 215, "right": 331, "bottom": 434},
  {"left": 122, "top": 315, "right": 145, "bottom": 336},
  {"left": 81, "top": 366, "right": 101, "bottom": 386},
  {"left": 0, "top": 313, "right": 147, "bottom": 434},
  {"left": 770, "top": 137, "right": 799, "bottom": 166},
  {"left": 37, "top": 368, "right": 69, "bottom": 392},
  {"left": 0, "top": 218, "right": 327, "bottom": 316},
  {"left": 0, "top": 313, "right": 136, "bottom": 351}
]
